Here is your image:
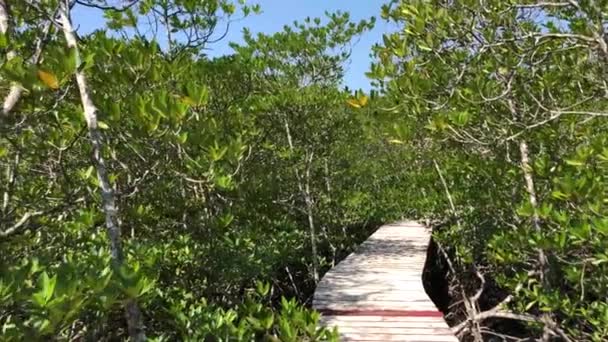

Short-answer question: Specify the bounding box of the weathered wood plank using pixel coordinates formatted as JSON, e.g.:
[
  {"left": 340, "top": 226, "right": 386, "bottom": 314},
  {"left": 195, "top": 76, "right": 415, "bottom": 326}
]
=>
[
  {"left": 312, "top": 221, "right": 458, "bottom": 341},
  {"left": 339, "top": 334, "right": 458, "bottom": 342},
  {"left": 320, "top": 315, "right": 449, "bottom": 322},
  {"left": 325, "top": 326, "right": 454, "bottom": 335}
]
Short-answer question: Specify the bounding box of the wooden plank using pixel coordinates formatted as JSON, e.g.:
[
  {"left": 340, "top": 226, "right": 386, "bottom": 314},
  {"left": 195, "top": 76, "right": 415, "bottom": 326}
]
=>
[
  {"left": 315, "top": 295, "right": 433, "bottom": 303},
  {"left": 317, "top": 309, "right": 444, "bottom": 317},
  {"left": 319, "top": 278, "right": 425, "bottom": 285},
  {"left": 321, "top": 315, "right": 447, "bottom": 321},
  {"left": 325, "top": 326, "right": 454, "bottom": 335},
  {"left": 312, "top": 221, "right": 457, "bottom": 341},
  {"left": 315, "top": 290, "right": 432, "bottom": 299},
  {"left": 315, "top": 303, "right": 440, "bottom": 311},
  {"left": 340, "top": 335, "right": 458, "bottom": 342},
  {"left": 321, "top": 318, "right": 449, "bottom": 328},
  {"left": 321, "top": 322, "right": 450, "bottom": 329}
]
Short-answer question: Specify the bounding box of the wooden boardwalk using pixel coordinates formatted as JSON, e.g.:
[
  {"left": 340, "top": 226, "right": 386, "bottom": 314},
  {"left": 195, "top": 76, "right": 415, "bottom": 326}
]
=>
[{"left": 313, "top": 221, "right": 458, "bottom": 341}]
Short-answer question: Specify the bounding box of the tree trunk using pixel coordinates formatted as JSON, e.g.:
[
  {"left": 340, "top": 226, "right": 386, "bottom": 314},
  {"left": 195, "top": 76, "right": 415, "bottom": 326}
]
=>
[
  {"left": 518, "top": 141, "right": 547, "bottom": 276},
  {"left": 58, "top": 7, "right": 146, "bottom": 341},
  {"left": 0, "top": 0, "right": 49, "bottom": 118},
  {"left": 282, "top": 115, "right": 319, "bottom": 282},
  {"left": 323, "top": 158, "right": 331, "bottom": 200},
  {"left": 304, "top": 151, "right": 319, "bottom": 283},
  {"left": 519, "top": 140, "right": 553, "bottom": 341},
  {"left": 0, "top": 0, "right": 21, "bottom": 118}
]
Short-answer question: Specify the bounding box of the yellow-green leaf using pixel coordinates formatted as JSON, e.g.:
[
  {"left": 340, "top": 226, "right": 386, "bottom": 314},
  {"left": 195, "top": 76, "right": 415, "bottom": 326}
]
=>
[
  {"left": 37, "top": 70, "right": 59, "bottom": 90},
  {"left": 417, "top": 44, "right": 432, "bottom": 52},
  {"left": 346, "top": 98, "right": 361, "bottom": 108},
  {"left": 359, "top": 95, "right": 369, "bottom": 107},
  {"left": 180, "top": 96, "right": 196, "bottom": 106},
  {"left": 346, "top": 95, "right": 369, "bottom": 109}
]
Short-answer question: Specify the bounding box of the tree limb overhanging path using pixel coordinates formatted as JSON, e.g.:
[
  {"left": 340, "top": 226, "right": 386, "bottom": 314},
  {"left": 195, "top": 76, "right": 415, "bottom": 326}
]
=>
[{"left": 313, "top": 221, "right": 458, "bottom": 341}]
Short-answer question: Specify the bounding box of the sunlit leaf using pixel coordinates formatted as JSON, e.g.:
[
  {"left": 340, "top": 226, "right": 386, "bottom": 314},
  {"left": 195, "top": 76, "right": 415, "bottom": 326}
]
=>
[
  {"left": 37, "top": 70, "right": 59, "bottom": 90},
  {"left": 358, "top": 95, "right": 368, "bottom": 107},
  {"left": 180, "top": 96, "right": 196, "bottom": 106},
  {"left": 346, "top": 98, "right": 361, "bottom": 108}
]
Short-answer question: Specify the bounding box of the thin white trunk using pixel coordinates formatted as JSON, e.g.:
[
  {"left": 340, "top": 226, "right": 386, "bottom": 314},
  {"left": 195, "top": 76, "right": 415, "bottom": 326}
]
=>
[
  {"left": 0, "top": 0, "right": 50, "bottom": 118},
  {"left": 519, "top": 140, "right": 552, "bottom": 341},
  {"left": 58, "top": 7, "right": 145, "bottom": 341},
  {"left": 323, "top": 158, "right": 331, "bottom": 200},
  {"left": 518, "top": 141, "right": 547, "bottom": 274},
  {"left": 2, "top": 152, "right": 17, "bottom": 215},
  {"left": 0, "top": 0, "right": 20, "bottom": 117},
  {"left": 304, "top": 150, "right": 319, "bottom": 283},
  {"left": 518, "top": 141, "right": 541, "bottom": 232},
  {"left": 0, "top": 0, "right": 8, "bottom": 34},
  {"left": 433, "top": 160, "right": 483, "bottom": 341},
  {"left": 283, "top": 115, "right": 319, "bottom": 282},
  {"left": 433, "top": 160, "right": 456, "bottom": 214}
]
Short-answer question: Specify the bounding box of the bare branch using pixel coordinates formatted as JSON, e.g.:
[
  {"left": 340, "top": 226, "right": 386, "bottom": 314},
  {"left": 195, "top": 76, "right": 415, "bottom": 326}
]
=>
[
  {"left": 549, "top": 110, "right": 608, "bottom": 117},
  {"left": 0, "top": 211, "right": 44, "bottom": 238},
  {"left": 514, "top": 2, "right": 573, "bottom": 9},
  {"left": 506, "top": 110, "right": 608, "bottom": 141},
  {"left": 74, "top": 0, "right": 138, "bottom": 11}
]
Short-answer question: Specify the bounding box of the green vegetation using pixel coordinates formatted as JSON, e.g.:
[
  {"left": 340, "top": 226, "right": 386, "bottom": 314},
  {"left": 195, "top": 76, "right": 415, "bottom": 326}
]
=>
[
  {"left": 1, "top": 0, "right": 607, "bottom": 341},
  {"left": 372, "top": 1, "right": 608, "bottom": 340}
]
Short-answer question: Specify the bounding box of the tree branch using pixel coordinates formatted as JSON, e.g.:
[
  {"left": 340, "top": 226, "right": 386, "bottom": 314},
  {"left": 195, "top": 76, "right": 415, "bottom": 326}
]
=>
[{"left": 0, "top": 210, "right": 44, "bottom": 238}]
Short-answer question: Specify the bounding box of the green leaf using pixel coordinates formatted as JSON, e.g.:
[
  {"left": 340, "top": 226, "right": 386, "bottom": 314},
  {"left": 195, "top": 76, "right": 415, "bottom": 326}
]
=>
[
  {"left": 279, "top": 317, "right": 294, "bottom": 340},
  {"left": 262, "top": 311, "right": 274, "bottom": 330},
  {"left": 0, "top": 33, "right": 7, "bottom": 48},
  {"left": 209, "top": 145, "right": 228, "bottom": 161},
  {"left": 214, "top": 175, "right": 234, "bottom": 190},
  {"left": 417, "top": 43, "right": 432, "bottom": 52},
  {"left": 255, "top": 281, "right": 270, "bottom": 296},
  {"left": 83, "top": 166, "right": 95, "bottom": 179},
  {"left": 178, "top": 131, "right": 188, "bottom": 144},
  {"left": 81, "top": 52, "right": 96, "bottom": 71},
  {"left": 33, "top": 272, "right": 57, "bottom": 307},
  {"left": 565, "top": 159, "right": 584, "bottom": 167},
  {"left": 246, "top": 316, "right": 262, "bottom": 330},
  {"left": 517, "top": 201, "right": 535, "bottom": 217},
  {"left": 65, "top": 47, "right": 79, "bottom": 72}
]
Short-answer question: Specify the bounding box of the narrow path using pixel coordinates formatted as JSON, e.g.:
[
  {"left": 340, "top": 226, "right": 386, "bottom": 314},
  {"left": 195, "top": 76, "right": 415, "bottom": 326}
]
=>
[{"left": 313, "top": 221, "right": 457, "bottom": 341}]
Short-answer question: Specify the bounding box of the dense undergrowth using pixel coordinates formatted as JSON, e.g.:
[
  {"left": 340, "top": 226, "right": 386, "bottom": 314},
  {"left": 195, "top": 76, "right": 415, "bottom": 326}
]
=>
[{"left": 2, "top": 1, "right": 608, "bottom": 341}]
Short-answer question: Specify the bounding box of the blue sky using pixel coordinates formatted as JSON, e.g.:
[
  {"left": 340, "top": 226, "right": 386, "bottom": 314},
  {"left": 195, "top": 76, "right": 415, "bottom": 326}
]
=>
[{"left": 73, "top": 1, "right": 393, "bottom": 90}]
